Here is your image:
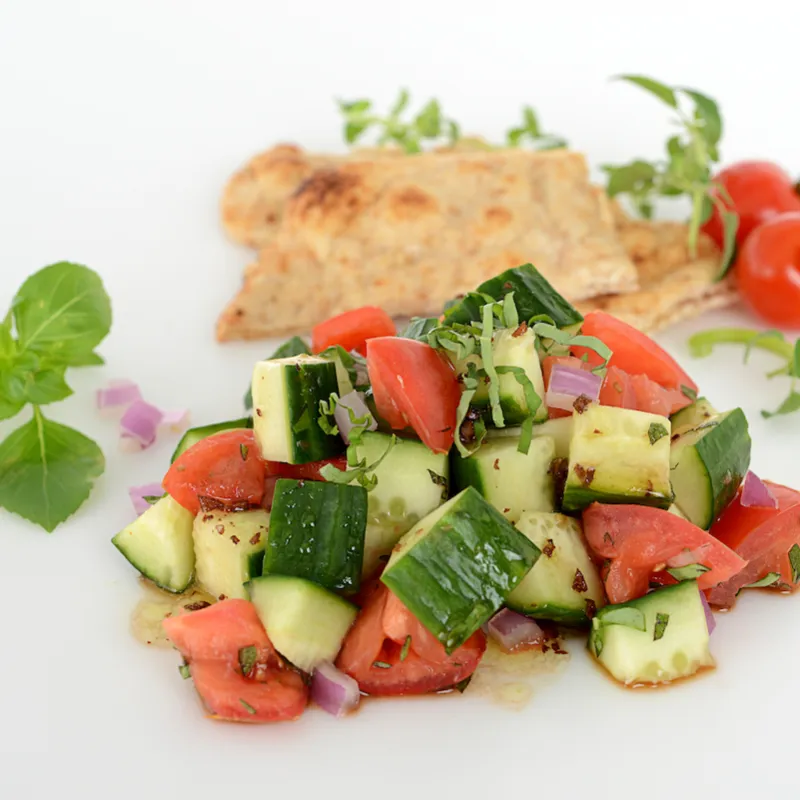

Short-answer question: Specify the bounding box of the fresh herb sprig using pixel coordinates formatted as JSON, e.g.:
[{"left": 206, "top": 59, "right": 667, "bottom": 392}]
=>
[
  {"left": 506, "top": 106, "right": 568, "bottom": 151},
  {"left": 688, "top": 327, "right": 800, "bottom": 418},
  {"left": 0, "top": 262, "right": 112, "bottom": 531},
  {"left": 602, "top": 75, "right": 738, "bottom": 275}
]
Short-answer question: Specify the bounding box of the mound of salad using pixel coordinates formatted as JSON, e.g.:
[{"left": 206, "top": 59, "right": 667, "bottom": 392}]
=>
[{"left": 112, "top": 263, "right": 800, "bottom": 723}]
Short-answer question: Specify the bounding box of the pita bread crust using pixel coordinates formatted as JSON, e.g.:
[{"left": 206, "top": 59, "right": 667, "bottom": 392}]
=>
[{"left": 217, "top": 148, "right": 638, "bottom": 341}]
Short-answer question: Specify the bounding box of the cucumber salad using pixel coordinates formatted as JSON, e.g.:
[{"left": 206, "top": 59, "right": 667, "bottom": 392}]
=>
[{"left": 113, "top": 264, "right": 800, "bottom": 723}]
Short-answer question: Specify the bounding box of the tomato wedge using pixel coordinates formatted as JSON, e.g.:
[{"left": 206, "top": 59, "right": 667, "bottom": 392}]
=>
[
  {"left": 336, "top": 583, "right": 486, "bottom": 695},
  {"left": 311, "top": 306, "right": 396, "bottom": 356},
  {"left": 366, "top": 337, "right": 461, "bottom": 453},
  {"left": 574, "top": 311, "right": 698, "bottom": 394},
  {"left": 163, "top": 430, "right": 266, "bottom": 515},
  {"left": 598, "top": 366, "right": 691, "bottom": 417},
  {"left": 706, "top": 482, "right": 800, "bottom": 608},
  {"left": 583, "top": 504, "right": 747, "bottom": 604},
  {"left": 163, "top": 600, "right": 308, "bottom": 723}
]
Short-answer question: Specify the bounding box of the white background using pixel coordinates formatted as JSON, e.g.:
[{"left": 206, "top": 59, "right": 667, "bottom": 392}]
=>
[{"left": 1, "top": 1, "right": 799, "bottom": 798}]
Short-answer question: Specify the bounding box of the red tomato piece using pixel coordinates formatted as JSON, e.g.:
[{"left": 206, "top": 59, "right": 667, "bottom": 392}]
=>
[
  {"left": 366, "top": 337, "right": 461, "bottom": 454},
  {"left": 706, "top": 482, "right": 800, "bottom": 608},
  {"left": 735, "top": 213, "right": 800, "bottom": 329},
  {"left": 701, "top": 161, "right": 800, "bottom": 250},
  {"left": 336, "top": 584, "right": 486, "bottom": 696},
  {"left": 163, "top": 600, "right": 308, "bottom": 723},
  {"left": 583, "top": 504, "right": 747, "bottom": 604},
  {"left": 311, "top": 306, "right": 396, "bottom": 356},
  {"left": 542, "top": 355, "right": 590, "bottom": 419},
  {"left": 598, "top": 366, "right": 691, "bottom": 417},
  {"left": 163, "top": 430, "right": 266, "bottom": 515},
  {"left": 574, "top": 311, "right": 698, "bottom": 394}
]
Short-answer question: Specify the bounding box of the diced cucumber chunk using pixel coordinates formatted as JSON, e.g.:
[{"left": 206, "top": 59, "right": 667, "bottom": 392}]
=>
[
  {"left": 350, "top": 432, "right": 449, "bottom": 576},
  {"left": 252, "top": 354, "right": 344, "bottom": 464},
  {"left": 192, "top": 509, "right": 269, "bottom": 600},
  {"left": 382, "top": 487, "right": 540, "bottom": 653},
  {"left": 507, "top": 512, "right": 605, "bottom": 625},
  {"left": 670, "top": 408, "right": 751, "bottom": 530},
  {"left": 562, "top": 405, "right": 673, "bottom": 513},
  {"left": 451, "top": 434, "right": 555, "bottom": 522},
  {"left": 589, "top": 580, "right": 714, "bottom": 685},
  {"left": 244, "top": 337, "right": 311, "bottom": 411},
  {"left": 486, "top": 415, "right": 573, "bottom": 459},
  {"left": 443, "top": 263, "right": 583, "bottom": 333},
  {"left": 451, "top": 328, "right": 547, "bottom": 425},
  {"left": 247, "top": 575, "right": 357, "bottom": 672},
  {"left": 171, "top": 417, "right": 252, "bottom": 463},
  {"left": 112, "top": 495, "right": 195, "bottom": 593},
  {"left": 670, "top": 398, "right": 717, "bottom": 437},
  {"left": 264, "top": 479, "right": 367, "bottom": 593},
  {"left": 316, "top": 345, "right": 361, "bottom": 396}
]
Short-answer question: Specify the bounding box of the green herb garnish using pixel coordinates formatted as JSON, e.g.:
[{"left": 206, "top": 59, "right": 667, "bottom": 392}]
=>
[
  {"left": 319, "top": 434, "right": 396, "bottom": 490},
  {"left": 598, "top": 606, "right": 647, "bottom": 631},
  {"left": 453, "top": 676, "right": 472, "bottom": 693},
  {"left": 653, "top": 612, "right": 670, "bottom": 641},
  {"left": 400, "top": 636, "right": 412, "bottom": 662},
  {"left": 0, "top": 263, "right": 111, "bottom": 532},
  {"left": 688, "top": 327, "right": 800, "bottom": 418},
  {"left": 789, "top": 544, "right": 800, "bottom": 584},
  {"left": 506, "top": 106, "right": 568, "bottom": 151},
  {"left": 238, "top": 645, "right": 258, "bottom": 677},
  {"left": 427, "top": 469, "right": 448, "bottom": 501},
  {"left": 372, "top": 660, "right": 392, "bottom": 669},
  {"left": 603, "top": 75, "right": 738, "bottom": 274},
  {"left": 143, "top": 494, "right": 165, "bottom": 505},
  {"left": 318, "top": 392, "right": 340, "bottom": 436},
  {"left": 239, "top": 443, "right": 249, "bottom": 461},
  {"left": 648, "top": 422, "right": 669, "bottom": 445},
  {"left": 239, "top": 698, "right": 257, "bottom": 715},
  {"left": 744, "top": 572, "right": 782, "bottom": 589},
  {"left": 179, "top": 663, "right": 191, "bottom": 680},
  {"left": 666, "top": 563, "right": 710, "bottom": 581}
]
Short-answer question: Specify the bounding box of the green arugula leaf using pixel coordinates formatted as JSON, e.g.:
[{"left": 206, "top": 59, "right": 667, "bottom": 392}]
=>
[
  {"left": 0, "top": 409, "right": 105, "bottom": 532},
  {"left": 615, "top": 75, "right": 678, "bottom": 107},
  {"left": 3, "top": 352, "right": 73, "bottom": 407},
  {"left": 653, "top": 612, "right": 669, "bottom": 641},
  {"left": 789, "top": 544, "right": 800, "bottom": 584},
  {"left": 666, "top": 563, "right": 710, "bottom": 581},
  {"left": 761, "top": 391, "right": 800, "bottom": 420},
  {"left": 12, "top": 262, "right": 112, "bottom": 365},
  {"left": 647, "top": 422, "right": 669, "bottom": 445},
  {"left": 744, "top": 572, "right": 781, "bottom": 589}
]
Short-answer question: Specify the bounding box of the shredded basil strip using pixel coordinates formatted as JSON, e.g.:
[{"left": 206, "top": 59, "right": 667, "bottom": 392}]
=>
[
  {"left": 666, "top": 563, "right": 710, "bottom": 581},
  {"left": 653, "top": 612, "right": 669, "bottom": 641},
  {"left": 494, "top": 365, "right": 542, "bottom": 454},
  {"left": 319, "top": 434, "right": 396, "bottom": 490},
  {"left": 744, "top": 572, "right": 781, "bottom": 589},
  {"left": 481, "top": 302, "right": 504, "bottom": 428},
  {"left": 789, "top": 544, "right": 800, "bottom": 584},
  {"left": 502, "top": 292, "right": 519, "bottom": 330},
  {"left": 531, "top": 322, "right": 612, "bottom": 370}
]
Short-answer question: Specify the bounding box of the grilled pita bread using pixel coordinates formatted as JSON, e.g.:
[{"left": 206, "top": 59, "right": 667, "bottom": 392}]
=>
[
  {"left": 217, "top": 147, "right": 639, "bottom": 341},
  {"left": 576, "top": 201, "right": 737, "bottom": 332}
]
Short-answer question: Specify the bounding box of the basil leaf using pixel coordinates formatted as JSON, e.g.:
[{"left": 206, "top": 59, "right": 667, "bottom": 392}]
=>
[
  {"left": 345, "top": 121, "right": 370, "bottom": 144},
  {"left": 789, "top": 544, "right": 800, "bottom": 584},
  {"left": 239, "top": 699, "right": 256, "bottom": 715},
  {"left": 744, "top": 572, "right": 781, "bottom": 589},
  {"left": 178, "top": 663, "right": 191, "bottom": 680},
  {"left": 523, "top": 106, "right": 540, "bottom": 135},
  {"left": 715, "top": 210, "right": 739, "bottom": 280},
  {"left": 762, "top": 391, "right": 800, "bottom": 420},
  {"left": 389, "top": 89, "right": 409, "bottom": 118},
  {"left": 680, "top": 88, "right": 722, "bottom": 146},
  {"left": 666, "top": 563, "right": 710, "bottom": 581},
  {"left": 616, "top": 74, "right": 678, "bottom": 108},
  {"left": 653, "top": 612, "right": 669, "bottom": 641},
  {"left": 0, "top": 410, "right": 104, "bottom": 532},
  {"left": 681, "top": 385, "right": 698, "bottom": 401},
  {"left": 238, "top": 645, "right": 258, "bottom": 677},
  {"left": 3, "top": 353, "right": 73, "bottom": 407},
  {"left": 603, "top": 160, "right": 657, "bottom": 198},
  {"left": 12, "top": 262, "right": 112, "bottom": 365},
  {"left": 338, "top": 99, "right": 372, "bottom": 114},
  {"left": 598, "top": 606, "right": 646, "bottom": 631},
  {"left": 319, "top": 435, "right": 395, "bottom": 490},
  {"left": 648, "top": 422, "right": 669, "bottom": 445},
  {"left": 743, "top": 329, "right": 785, "bottom": 364},
  {"left": 400, "top": 635, "right": 412, "bottom": 662},
  {"left": 414, "top": 100, "right": 442, "bottom": 138},
  {"left": 400, "top": 317, "right": 440, "bottom": 341}
]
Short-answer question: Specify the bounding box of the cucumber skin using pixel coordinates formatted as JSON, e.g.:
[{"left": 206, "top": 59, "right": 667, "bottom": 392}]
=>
[
  {"left": 286, "top": 360, "right": 345, "bottom": 464},
  {"left": 170, "top": 417, "right": 252, "bottom": 463},
  {"left": 562, "top": 484, "right": 673, "bottom": 514},
  {"left": 381, "top": 488, "right": 541, "bottom": 653},
  {"left": 264, "top": 479, "right": 367, "bottom": 593},
  {"left": 443, "top": 264, "right": 583, "bottom": 331},
  {"left": 506, "top": 601, "right": 590, "bottom": 627},
  {"left": 244, "top": 337, "right": 310, "bottom": 411}
]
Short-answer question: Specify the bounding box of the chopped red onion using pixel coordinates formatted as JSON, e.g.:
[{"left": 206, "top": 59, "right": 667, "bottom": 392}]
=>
[
  {"left": 740, "top": 471, "right": 778, "bottom": 509},
  {"left": 129, "top": 483, "right": 165, "bottom": 515},
  {"left": 311, "top": 662, "right": 361, "bottom": 717},
  {"left": 96, "top": 380, "right": 141, "bottom": 414},
  {"left": 120, "top": 400, "right": 164, "bottom": 451},
  {"left": 700, "top": 591, "right": 716, "bottom": 635},
  {"left": 333, "top": 391, "right": 377, "bottom": 445},
  {"left": 545, "top": 364, "right": 602, "bottom": 412},
  {"left": 487, "top": 608, "right": 545, "bottom": 652},
  {"left": 159, "top": 408, "right": 191, "bottom": 433}
]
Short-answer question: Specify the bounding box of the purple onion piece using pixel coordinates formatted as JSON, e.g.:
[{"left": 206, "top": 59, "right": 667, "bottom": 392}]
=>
[
  {"left": 120, "top": 399, "right": 164, "bottom": 451},
  {"left": 333, "top": 391, "right": 377, "bottom": 445},
  {"left": 129, "top": 483, "right": 165, "bottom": 516},
  {"left": 96, "top": 379, "right": 142, "bottom": 413},
  {"left": 487, "top": 608, "right": 544, "bottom": 652},
  {"left": 700, "top": 591, "right": 716, "bottom": 635},
  {"left": 545, "top": 364, "right": 602, "bottom": 412},
  {"left": 740, "top": 471, "right": 778, "bottom": 509},
  {"left": 311, "top": 662, "right": 361, "bottom": 717},
  {"left": 159, "top": 408, "right": 191, "bottom": 433}
]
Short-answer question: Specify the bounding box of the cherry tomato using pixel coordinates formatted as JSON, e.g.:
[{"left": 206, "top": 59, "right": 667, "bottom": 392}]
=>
[
  {"left": 366, "top": 337, "right": 461, "bottom": 453},
  {"left": 311, "top": 306, "right": 396, "bottom": 355},
  {"left": 735, "top": 212, "right": 800, "bottom": 328},
  {"left": 598, "top": 366, "right": 692, "bottom": 417},
  {"left": 702, "top": 161, "right": 800, "bottom": 250},
  {"left": 163, "top": 430, "right": 266, "bottom": 515}
]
